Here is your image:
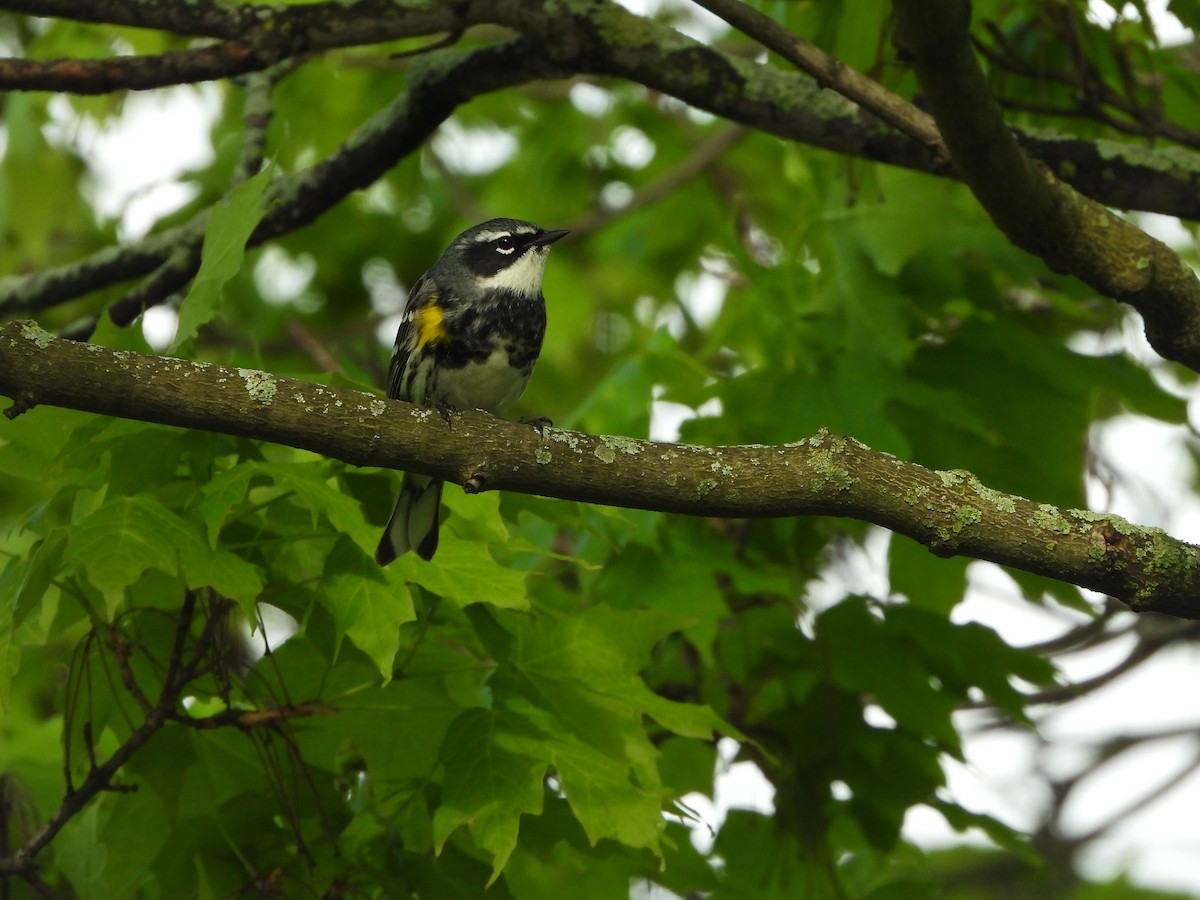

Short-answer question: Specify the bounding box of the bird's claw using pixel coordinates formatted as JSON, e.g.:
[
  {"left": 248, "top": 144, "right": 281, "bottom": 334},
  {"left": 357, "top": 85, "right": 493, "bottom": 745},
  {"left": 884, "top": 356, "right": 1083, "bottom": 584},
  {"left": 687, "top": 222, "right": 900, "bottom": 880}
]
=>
[{"left": 521, "top": 415, "right": 553, "bottom": 437}]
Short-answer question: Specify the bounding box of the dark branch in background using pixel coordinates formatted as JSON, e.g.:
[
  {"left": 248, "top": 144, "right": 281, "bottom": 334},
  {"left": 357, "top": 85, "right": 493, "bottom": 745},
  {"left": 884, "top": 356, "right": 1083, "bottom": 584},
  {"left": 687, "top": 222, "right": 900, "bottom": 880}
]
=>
[
  {"left": 696, "top": 0, "right": 1200, "bottom": 219},
  {"left": 106, "top": 246, "right": 202, "bottom": 328},
  {"left": 976, "top": 18, "right": 1200, "bottom": 153},
  {"left": 0, "top": 42, "right": 267, "bottom": 94},
  {"left": 692, "top": 0, "right": 949, "bottom": 167},
  {"left": 1066, "top": 744, "right": 1200, "bottom": 849},
  {"left": 233, "top": 65, "right": 281, "bottom": 184},
  {"left": 0, "top": 37, "right": 553, "bottom": 323},
  {"left": 5, "top": 0, "right": 1199, "bottom": 227},
  {"left": 0, "top": 0, "right": 249, "bottom": 37},
  {"left": 0, "top": 591, "right": 201, "bottom": 877},
  {"left": 2, "top": 321, "right": 1200, "bottom": 619},
  {"left": 4, "top": 0, "right": 1200, "bottom": 326},
  {"left": 0, "top": 0, "right": 463, "bottom": 47},
  {"left": 2, "top": 0, "right": 1200, "bottom": 373},
  {"left": 1013, "top": 130, "right": 1200, "bottom": 222},
  {"left": 0, "top": 1, "right": 472, "bottom": 94},
  {"left": 100, "top": 64, "right": 283, "bottom": 331},
  {"left": 891, "top": 0, "right": 1200, "bottom": 371},
  {"left": 1021, "top": 621, "right": 1200, "bottom": 707},
  {"left": 0, "top": 586, "right": 336, "bottom": 879},
  {"left": 567, "top": 126, "right": 749, "bottom": 237}
]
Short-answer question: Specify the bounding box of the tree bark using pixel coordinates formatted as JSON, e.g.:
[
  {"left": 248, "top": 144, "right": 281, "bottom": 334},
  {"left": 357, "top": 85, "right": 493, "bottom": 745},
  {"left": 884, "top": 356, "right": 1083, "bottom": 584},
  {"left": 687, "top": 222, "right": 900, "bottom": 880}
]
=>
[{"left": 2, "top": 321, "right": 1198, "bottom": 618}]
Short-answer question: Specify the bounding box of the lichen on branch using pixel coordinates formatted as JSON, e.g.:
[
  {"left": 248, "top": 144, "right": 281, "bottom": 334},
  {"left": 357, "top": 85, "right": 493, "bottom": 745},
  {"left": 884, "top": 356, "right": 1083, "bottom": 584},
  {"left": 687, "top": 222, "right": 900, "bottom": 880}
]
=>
[{"left": 1, "top": 320, "right": 1198, "bottom": 618}]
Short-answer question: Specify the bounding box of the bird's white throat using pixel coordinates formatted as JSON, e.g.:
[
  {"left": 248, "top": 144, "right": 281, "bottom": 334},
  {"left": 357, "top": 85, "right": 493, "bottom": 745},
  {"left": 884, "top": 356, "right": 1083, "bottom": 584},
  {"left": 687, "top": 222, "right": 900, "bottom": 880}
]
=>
[{"left": 477, "top": 248, "right": 550, "bottom": 297}]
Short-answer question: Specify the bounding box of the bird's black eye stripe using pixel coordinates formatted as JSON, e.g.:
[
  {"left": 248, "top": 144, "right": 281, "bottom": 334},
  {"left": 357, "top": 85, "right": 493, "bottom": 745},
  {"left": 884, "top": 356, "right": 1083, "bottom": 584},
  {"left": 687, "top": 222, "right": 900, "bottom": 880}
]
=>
[{"left": 461, "top": 229, "right": 541, "bottom": 275}]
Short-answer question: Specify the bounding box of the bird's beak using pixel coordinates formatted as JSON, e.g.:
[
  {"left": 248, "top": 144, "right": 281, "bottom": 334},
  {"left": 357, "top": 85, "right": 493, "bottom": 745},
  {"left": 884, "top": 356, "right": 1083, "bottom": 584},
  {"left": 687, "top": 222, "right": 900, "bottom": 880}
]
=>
[{"left": 531, "top": 229, "right": 570, "bottom": 247}]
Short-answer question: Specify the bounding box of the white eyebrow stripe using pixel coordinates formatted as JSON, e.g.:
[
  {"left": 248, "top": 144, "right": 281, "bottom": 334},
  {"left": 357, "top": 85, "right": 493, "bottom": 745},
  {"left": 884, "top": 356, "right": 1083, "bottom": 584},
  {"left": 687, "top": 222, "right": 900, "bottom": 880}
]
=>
[
  {"left": 470, "top": 226, "right": 537, "bottom": 243},
  {"left": 471, "top": 230, "right": 512, "bottom": 243}
]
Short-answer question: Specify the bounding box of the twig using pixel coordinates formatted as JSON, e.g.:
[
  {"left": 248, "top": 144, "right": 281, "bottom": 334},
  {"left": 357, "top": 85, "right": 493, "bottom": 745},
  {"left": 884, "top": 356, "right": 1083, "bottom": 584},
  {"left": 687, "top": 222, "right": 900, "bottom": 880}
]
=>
[
  {"left": 566, "top": 125, "right": 749, "bottom": 237},
  {"left": 286, "top": 321, "right": 343, "bottom": 373},
  {"left": 107, "top": 248, "right": 201, "bottom": 327},
  {"left": 976, "top": 20, "right": 1200, "bottom": 152},
  {"left": 691, "top": 0, "right": 949, "bottom": 167},
  {"left": 17, "top": 871, "right": 65, "bottom": 900},
  {"left": 1020, "top": 599, "right": 1124, "bottom": 655},
  {"left": 1020, "top": 622, "right": 1200, "bottom": 707},
  {"left": 0, "top": 594, "right": 201, "bottom": 877},
  {"left": 0, "top": 41, "right": 265, "bottom": 94},
  {"left": 103, "top": 625, "right": 155, "bottom": 717},
  {"left": 1067, "top": 747, "right": 1200, "bottom": 848},
  {"left": 233, "top": 61, "right": 295, "bottom": 185},
  {"left": 0, "top": 0, "right": 460, "bottom": 50},
  {"left": 172, "top": 701, "right": 337, "bottom": 730}
]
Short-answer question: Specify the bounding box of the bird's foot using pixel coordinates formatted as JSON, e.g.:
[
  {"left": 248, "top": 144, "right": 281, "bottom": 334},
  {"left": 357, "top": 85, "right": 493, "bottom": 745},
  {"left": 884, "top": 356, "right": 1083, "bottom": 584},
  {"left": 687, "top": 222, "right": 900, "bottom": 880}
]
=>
[{"left": 521, "top": 415, "right": 553, "bottom": 437}]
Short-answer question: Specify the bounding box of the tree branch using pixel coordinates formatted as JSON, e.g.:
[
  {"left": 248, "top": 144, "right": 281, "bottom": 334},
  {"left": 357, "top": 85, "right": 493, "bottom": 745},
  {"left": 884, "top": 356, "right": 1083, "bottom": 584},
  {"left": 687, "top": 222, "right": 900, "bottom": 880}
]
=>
[
  {"left": 0, "top": 0, "right": 463, "bottom": 47},
  {"left": 2, "top": 320, "right": 1199, "bottom": 619},
  {"left": 891, "top": 0, "right": 1200, "bottom": 370},
  {"left": 0, "top": 42, "right": 267, "bottom": 94},
  {"left": 0, "top": 37, "right": 554, "bottom": 319},
  {"left": 6, "top": 0, "right": 1200, "bottom": 342},
  {"left": 691, "top": 0, "right": 949, "bottom": 167},
  {"left": 4, "top": 0, "right": 1199, "bottom": 222},
  {"left": 0, "top": 591, "right": 203, "bottom": 877}
]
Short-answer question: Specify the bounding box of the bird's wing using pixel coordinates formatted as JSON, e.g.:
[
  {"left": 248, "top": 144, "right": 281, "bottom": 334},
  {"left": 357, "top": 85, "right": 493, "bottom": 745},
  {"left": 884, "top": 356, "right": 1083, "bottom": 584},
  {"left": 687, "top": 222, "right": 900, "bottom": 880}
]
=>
[{"left": 386, "top": 273, "right": 442, "bottom": 401}]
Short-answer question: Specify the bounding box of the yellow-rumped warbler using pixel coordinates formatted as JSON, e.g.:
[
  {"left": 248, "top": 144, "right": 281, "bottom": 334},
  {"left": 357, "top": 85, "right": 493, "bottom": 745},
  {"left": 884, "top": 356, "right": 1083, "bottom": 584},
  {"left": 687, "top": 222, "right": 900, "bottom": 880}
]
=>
[{"left": 375, "top": 218, "right": 569, "bottom": 565}]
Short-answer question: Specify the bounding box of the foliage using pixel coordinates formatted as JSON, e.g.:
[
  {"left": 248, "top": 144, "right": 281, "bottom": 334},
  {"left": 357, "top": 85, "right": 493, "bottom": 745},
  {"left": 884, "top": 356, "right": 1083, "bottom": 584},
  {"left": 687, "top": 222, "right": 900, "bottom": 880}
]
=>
[{"left": 1, "top": 0, "right": 1199, "bottom": 897}]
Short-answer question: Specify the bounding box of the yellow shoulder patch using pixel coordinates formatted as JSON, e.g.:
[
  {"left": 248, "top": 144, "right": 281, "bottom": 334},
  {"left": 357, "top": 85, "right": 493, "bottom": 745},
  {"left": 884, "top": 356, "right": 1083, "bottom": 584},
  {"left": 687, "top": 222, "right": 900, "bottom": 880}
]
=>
[{"left": 413, "top": 294, "right": 449, "bottom": 348}]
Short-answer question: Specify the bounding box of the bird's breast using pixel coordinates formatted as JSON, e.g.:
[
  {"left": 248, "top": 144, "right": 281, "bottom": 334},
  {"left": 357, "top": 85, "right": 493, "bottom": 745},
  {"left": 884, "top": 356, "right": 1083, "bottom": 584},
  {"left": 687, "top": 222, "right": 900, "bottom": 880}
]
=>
[{"left": 434, "top": 345, "right": 532, "bottom": 415}]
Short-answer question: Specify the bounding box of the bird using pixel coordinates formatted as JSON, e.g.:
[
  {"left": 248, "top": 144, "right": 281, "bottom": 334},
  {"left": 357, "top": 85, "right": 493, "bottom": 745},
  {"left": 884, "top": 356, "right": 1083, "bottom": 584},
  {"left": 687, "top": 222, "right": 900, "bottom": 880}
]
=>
[{"left": 374, "top": 218, "right": 569, "bottom": 565}]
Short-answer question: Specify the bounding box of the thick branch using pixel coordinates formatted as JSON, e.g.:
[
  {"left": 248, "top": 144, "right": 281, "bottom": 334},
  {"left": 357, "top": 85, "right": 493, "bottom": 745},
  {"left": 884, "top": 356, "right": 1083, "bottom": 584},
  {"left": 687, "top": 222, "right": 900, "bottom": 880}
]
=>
[
  {"left": 6, "top": 0, "right": 1200, "bottom": 364},
  {"left": 4, "top": 0, "right": 1200, "bottom": 219},
  {"left": 891, "top": 0, "right": 1200, "bottom": 370},
  {"left": 0, "top": 0, "right": 462, "bottom": 46},
  {"left": 2, "top": 320, "right": 1198, "bottom": 619},
  {"left": 4, "top": 1, "right": 1200, "bottom": 319},
  {"left": 687, "top": 0, "right": 1200, "bottom": 220}
]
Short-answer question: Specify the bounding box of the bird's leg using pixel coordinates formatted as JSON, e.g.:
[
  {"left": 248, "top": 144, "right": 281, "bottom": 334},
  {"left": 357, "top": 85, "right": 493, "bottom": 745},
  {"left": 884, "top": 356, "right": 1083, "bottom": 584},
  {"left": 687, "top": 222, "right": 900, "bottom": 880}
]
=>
[{"left": 520, "top": 415, "right": 553, "bottom": 437}]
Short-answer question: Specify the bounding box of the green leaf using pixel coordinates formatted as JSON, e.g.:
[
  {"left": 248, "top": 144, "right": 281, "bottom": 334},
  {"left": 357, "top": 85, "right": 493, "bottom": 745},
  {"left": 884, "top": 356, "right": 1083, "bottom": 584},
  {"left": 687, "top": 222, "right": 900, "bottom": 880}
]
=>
[
  {"left": 503, "top": 608, "right": 727, "bottom": 847},
  {"left": 932, "top": 799, "right": 1039, "bottom": 864},
  {"left": 430, "top": 605, "right": 732, "bottom": 872},
  {"left": 817, "top": 598, "right": 960, "bottom": 748},
  {"left": 0, "top": 600, "right": 20, "bottom": 709},
  {"left": 65, "top": 496, "right": 263, "bottom": 615},
  {"left": 55, "top": 802, "right": 109, "bottom": 899},
  {"left": 3, "top": 529, "right": 65, "bottom": 630},
  {"left": 714, "top": 810, "right": 832, "bottom": 898},
  {"left": 592, "top": 543, "right": 728, "bottom": 666},
  {"left": 889, "top": 535, "right": 969, "bottom": 615},
  {"left": 433, "top": 707, "right": 548, "bottom": 882},
  {"left": 441, "top": 485, "right": 512, "bottom": 544},
  {"left": 171, "top": 166, "right": 272, "bottom": 353},
  {"left": 510, "top": 605, "right": 729, "bottom": 740},
  {"left": 399, "top": 537, "right": 531, "bottom": 611},
  {"left": 194, "top": 464, "right": 259, "bottom": 546},
  {"left": 323, "top": 536, "right": 415, "bottom": 678}
]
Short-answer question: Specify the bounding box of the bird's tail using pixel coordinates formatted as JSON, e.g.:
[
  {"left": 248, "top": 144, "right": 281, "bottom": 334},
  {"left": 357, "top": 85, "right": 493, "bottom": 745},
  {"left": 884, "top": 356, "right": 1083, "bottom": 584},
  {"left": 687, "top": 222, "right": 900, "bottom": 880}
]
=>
[{"left": 375, "top": 474, "right": 443, "bottom": 565}]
